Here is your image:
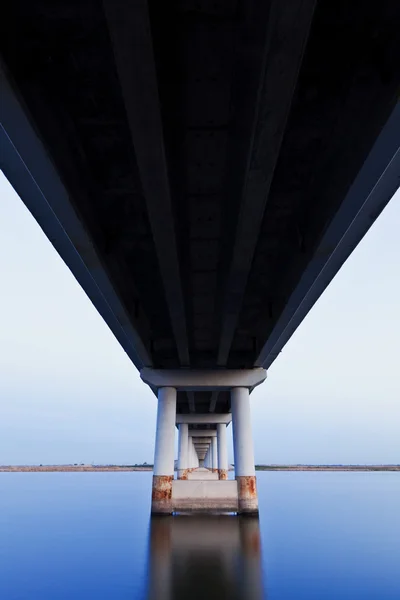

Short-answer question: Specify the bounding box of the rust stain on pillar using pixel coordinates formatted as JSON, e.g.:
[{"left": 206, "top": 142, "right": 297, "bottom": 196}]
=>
[
  {"left": 178, "top": 469, "right": 189, "bottom": 480},
  {"left": 151, "top": 475, "right": 173, "bottom": 514},
  {"left": 237, "top": 476, "right": 259, "bottom": 515},
  {"left": 218, "top": 469, "right": 228, "bottom": 480}
]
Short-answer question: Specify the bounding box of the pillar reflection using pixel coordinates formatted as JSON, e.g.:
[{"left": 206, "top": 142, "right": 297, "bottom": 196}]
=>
[{"left": 146, "top": 516, "right": 265, "bottom": 600}]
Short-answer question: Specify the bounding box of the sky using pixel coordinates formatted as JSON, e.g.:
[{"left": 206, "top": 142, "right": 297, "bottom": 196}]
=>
[{"left": 0, "top": 171, "right": 399, "bottom": 465}]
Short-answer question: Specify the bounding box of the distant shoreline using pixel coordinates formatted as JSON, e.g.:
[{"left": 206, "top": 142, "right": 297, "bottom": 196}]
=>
[
  {"left": 255, "top": 465, "right": 400, "bottom": 472},
  {"left": 0, "top": 465, "right": 398, "bottom": 472},
  {"left": 0, "top": 465, "right": 153, "bottom": 472}
]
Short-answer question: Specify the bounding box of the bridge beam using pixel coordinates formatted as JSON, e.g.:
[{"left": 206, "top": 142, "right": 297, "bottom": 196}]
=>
[
  {"left": 141, "top": 367, "right": 266, "bottom": 391},
  {"left": 191, "top": 438, "right": 212, "bottom": 446},
  {"left": 217, "top": 0, "right": 316, "bottom": 366},
  {"left": 256, "top": 103, "right": 400, "bottom": 370},
  {"left": 0, "top": 66, "right": 152, "bottom": 371},
  {"left": 209, "top": 391, "right": 219, "bottom": 413},
  {"left": 177, "top": 414, "right": 232, "bottom": 425},
  {"left": 189, "top": 430, "right": 217, "bottom": 437},
  {"left": 104, "top": 0, "right": 190, "bottom": 366}
]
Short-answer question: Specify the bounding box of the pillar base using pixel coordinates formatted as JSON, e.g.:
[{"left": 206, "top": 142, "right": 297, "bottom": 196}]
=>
[
  {"left": 212, "top": 468, "right": 218, "bottom": 474},
  {"left": 151, "top": 475, "right": 174, "bottom": 514},
  {"left": 236, "top": 476, "right": 259, "bottom": 515},
  {"left": 218, "top": 469, "right": 228, "bottom": 480},
  {"left": 177, "top": 469, "right": 189, "bottom": 480}
]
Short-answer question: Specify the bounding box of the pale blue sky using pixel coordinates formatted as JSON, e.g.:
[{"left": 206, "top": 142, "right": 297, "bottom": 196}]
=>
[{"left": 0, "top": 171, "right": 399, "bottom": 465}]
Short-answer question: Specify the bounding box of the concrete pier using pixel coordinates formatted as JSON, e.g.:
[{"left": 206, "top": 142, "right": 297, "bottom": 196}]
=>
[
  {"left": 204, "top": 446, "right": 210, "bottom": 469},
  {"left": 211, "top": 435, "right": 218, "bottom": 474},
  {"left": 147, "top": 369, "right": 263, "bottom": 514},
  {"left": 231, "top": 387, "right": 258, "bottom": 515},
  {"left": 173, "top": 479, "right": 237, "bottom": 512},
  {"left": 152, "top": 387, "right": 176, "bottom": 515},
  {"left": 177, "top": 424, "right": 188, "bottom": 480},
  {"left": 217, "top": 423, "right": 229, "bottom": 480},
  {"left": 188, "top": 438, "right": 193, "bottom": 471}
]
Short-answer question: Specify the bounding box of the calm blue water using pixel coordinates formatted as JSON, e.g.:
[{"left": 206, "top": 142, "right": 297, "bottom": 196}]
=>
[{"left": 0, "top": 472, "right": 399, "bottom": 599}]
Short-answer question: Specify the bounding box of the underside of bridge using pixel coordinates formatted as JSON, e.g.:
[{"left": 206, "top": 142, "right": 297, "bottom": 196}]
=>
[
  {"left": 1, "top": 0, "right": 399, "bottom": 515},
  {"left": 1, "top": 0, "right": 399, "bottom": 421}
]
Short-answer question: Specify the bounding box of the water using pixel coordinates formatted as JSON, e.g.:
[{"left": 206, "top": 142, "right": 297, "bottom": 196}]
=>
[{"left": 0, "top": 472, "right": 399, "bottom": 599}]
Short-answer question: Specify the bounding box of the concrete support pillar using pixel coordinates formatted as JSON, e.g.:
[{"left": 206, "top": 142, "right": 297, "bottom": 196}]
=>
[
  {"left": 190, "top": 438, "right": 196, "bottom": 470},
  {"left": 152, "top": 387, "right": 176, "bottom": 514},
  {"left": 205, "top": 445, "right": 211, "bottom": 469},
  {"left": 192, "top": 441, "right": 197, "bottom": 468},
  {"left": 177, "top": 423, "right": 189, "bottom": 480},
  {"left": 217, "top": 423, "right": 228, "bottom": 480},
  {"left": 188, "top": 438, "right": 193, "bottom": 470},
  {"left": 193, "top": 440, "right": 198, "bottom": 468},
  {"left": 187, "top": 438, "right": 191, "bottom": 470},
  {"left": 231, "top": 387, "right": 258, "bottom": 515},
  {"left": 211, "top": 435, "right": 218, "bottom": 473}
]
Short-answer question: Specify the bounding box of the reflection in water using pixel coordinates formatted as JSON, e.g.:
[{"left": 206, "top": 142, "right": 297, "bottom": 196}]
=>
[{"left": 147, "top": 516, "right": 265, "bottom": 600}]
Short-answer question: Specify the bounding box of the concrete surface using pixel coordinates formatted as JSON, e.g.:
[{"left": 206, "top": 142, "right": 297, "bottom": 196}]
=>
[
  {"left": 187, "top": 467, "right": 218, "bottom": 481},
  {"left": 172, "top": 480, "right": 238, "bottom": 512}
]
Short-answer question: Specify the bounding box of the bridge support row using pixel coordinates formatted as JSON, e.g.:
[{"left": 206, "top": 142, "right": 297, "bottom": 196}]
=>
[{"left": 144, "top": 369, "right": 266, "bottom": 516}]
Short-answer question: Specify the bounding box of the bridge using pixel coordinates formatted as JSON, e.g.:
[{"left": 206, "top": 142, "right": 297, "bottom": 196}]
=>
[{"left": 1, "top": 1, "right": 399, "bottom": 515}]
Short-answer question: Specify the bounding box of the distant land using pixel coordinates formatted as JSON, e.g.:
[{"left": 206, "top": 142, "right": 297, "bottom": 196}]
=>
[
  {"left": 0, "top": 464, "right": 399, "bottom": 472},
  {"left": 0, "top": 464, "right": 153, "bottom": 472},
  {"left": 255, "top": 465, "right": 400, "bottom": 472}
]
